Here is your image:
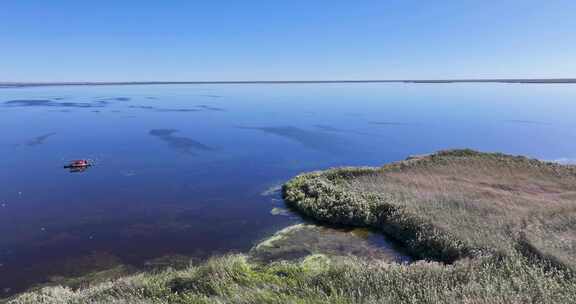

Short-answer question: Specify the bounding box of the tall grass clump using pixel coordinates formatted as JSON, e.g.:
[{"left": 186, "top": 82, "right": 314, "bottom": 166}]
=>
[{"left": 8, "top": 253, "right": 576, "bottom": 304}]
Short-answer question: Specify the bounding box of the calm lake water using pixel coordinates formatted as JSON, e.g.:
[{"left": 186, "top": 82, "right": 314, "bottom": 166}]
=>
[{"left": 1, "top": 83, "right": 575, "bottom": 294}]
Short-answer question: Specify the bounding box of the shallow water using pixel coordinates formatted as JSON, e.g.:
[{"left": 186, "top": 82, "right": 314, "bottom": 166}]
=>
[
  {"left": 250, "top": 224, "right": 412, "bottom": 264},
  {"left": 1, "top": 83, "right": 575, "bottom": 294}
]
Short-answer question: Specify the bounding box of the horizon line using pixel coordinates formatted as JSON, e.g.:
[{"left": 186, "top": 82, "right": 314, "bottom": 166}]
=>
[{"left": 2, "top": 78, "right": 576, "bottom": 88}]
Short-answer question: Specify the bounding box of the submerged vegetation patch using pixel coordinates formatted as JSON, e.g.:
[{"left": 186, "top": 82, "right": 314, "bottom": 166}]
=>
[
  {"left": 314, "top": 124, "right": 374, "bottom": 136},
  {"left": 22, "top": 133, "right": 56, "bottom": 147},
  {"left": 4, "top": 96, "right": 134, "bottom": 109},
  {"left": 149, "top": 129, "right": 215, "bottom": 155},
  {"left": 239, "top": 126, "right": 345, "bottom": 153},
  {"left": 196, "top": 104, "right": 226, "bottom": 112},
  {"left": 368, "top": 121, "right": 416, "bottom": 126},
  {"left": 3, "top": 99, "right": 103, "bottom": 108},
  {"left": 102, "top": 97, "right": 131, "bottom": 102},
  {"left": 128, "top": 104, "right": 226, "bottom": 113},
  {"left": 250, "top": 223, "right": 409, "bottom": 264},
  {"left": 269, "top": 207, "right": 291, "bottom": 216},
  {"left": 129, "top": 105, "right": 201, "bottom": 112}
]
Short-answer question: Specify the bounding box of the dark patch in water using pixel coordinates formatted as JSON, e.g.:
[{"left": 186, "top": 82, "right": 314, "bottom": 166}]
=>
[
  {"left": 129, "top": 106, "right": 201, "bottom": 112},
  {"left": 157, "top": 108, "right": 201, "bottom": 113},
  {"left": 239, "top": 126, "right": 343, "bottom": 153},
  {"left": 149, "top": 129, "right": 215, "bottom": 154},
  {"left": 129, "top": 105, "right": 226, "bottom": 112},
  {"left": 24, "top": 133, "right": 56, "bottom": 147},
  {"left": 97, "top": 97, "right": 131, "bottom": 102},
  {"left": 196, "top": 105, "right": 226, "bottom": 112},
  {"left": 314, "top": 124, "right": 374, "bottom": 136},
  {"left": 5, "top": 99, "right": 53, "bottom": 106},
  {"left": 314, "top": 125, "right": 344, "bottom": 132},
  {"left": 58, "top": 102, "right": 100, "bottom": 108},
  {"left": 129, "top": 105, "right": 155, "bottom": 110},
  {"left": 3, "top": 97, "right": 133, "bottom": 108},
  {"left": 369, "top": 121, "right": 414, "bottom": 126},
  {"left": 4, "top": 99, "right": 103, "bottom": 108}
]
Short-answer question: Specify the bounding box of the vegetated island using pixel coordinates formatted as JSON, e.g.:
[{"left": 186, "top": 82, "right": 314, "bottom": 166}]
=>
[{"left": 8, "top": 150, "right": 576, "bottom": 303}]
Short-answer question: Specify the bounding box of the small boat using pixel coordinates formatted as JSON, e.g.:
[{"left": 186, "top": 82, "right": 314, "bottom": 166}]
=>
[{"left": 64, "top": 159, "right": 91, "bottom": 169}]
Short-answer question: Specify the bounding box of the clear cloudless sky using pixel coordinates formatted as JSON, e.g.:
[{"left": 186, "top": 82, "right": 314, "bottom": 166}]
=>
[{"left": 1, "top": 0, "right": 576, "bottom": 81}]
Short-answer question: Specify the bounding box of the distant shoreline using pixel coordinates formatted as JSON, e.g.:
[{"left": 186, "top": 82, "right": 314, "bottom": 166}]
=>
[{"left": 1, "top": 79, "right": 576, "bottom": 88}]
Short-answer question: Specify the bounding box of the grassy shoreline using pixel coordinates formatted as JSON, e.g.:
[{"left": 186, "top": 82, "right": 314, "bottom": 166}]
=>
[
  {"left": 284, "top": 149, "right": 576, "bottom": 265},
  {"left": 281, "top": 149, "right": 576, "bottom": 302},
  {"left": 7, "top": 149, "right": 576, "bottom": 303},
  {"left": 8, "top": 252, "right": 576, "bottom": 304}
]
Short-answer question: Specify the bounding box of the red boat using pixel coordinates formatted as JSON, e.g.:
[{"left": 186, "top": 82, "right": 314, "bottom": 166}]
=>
[{"left": 64, "top": 159, "right": 91, "bottom": 168}]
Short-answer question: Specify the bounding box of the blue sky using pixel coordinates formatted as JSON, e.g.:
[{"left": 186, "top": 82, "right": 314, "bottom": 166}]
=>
[{"left": 1, "top": 1, "right": 575, "bottom": 81}]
